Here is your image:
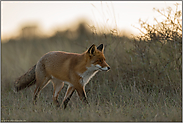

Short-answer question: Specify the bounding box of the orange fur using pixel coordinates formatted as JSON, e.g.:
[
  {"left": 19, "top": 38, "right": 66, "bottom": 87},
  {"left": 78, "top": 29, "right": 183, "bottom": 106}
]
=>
[{"left": 15, "top": 44, "right": 110, "bottom": 109}]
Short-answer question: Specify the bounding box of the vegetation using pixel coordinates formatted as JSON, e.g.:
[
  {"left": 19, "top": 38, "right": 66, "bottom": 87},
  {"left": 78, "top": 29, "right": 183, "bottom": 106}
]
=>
[{"left": 1, "top": 4, "right": 182, "bottom": 121}]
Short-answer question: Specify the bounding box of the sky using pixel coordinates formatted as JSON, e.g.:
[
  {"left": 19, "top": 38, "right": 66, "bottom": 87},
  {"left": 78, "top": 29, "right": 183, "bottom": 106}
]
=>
[{"left": 1, "top": 1, "right": 182, "bottom": 40}]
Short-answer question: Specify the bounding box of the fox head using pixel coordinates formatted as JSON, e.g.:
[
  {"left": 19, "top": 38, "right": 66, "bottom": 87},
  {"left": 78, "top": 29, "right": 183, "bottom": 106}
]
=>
[{"left": 86, "top": 44, "right": 110, "bottom": 71}]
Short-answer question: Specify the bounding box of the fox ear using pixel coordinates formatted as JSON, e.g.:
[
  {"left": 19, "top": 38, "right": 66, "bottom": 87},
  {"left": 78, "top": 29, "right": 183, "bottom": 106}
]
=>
[
  {"left": 87, "top": 44, "right": 97, "bottom": 56},
  {"left": 97, "top": 44, "right": 104, "bottom": 52}
]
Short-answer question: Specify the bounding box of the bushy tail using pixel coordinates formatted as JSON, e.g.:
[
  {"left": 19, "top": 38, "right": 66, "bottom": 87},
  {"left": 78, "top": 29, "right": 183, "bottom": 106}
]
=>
[{"left": 14, "top": 64, "right": 37, "bottom": 92}]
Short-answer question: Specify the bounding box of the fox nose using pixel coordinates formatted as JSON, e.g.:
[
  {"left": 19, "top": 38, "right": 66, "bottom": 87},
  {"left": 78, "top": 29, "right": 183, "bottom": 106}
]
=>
[{"left": 107, "top": 67, "right": 110, "bottom": 70}]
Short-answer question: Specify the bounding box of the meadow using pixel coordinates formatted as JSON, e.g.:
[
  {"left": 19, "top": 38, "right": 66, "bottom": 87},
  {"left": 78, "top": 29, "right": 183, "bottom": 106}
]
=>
[{"left": 1, "top": 5, "right": 182, "bottom": 122}]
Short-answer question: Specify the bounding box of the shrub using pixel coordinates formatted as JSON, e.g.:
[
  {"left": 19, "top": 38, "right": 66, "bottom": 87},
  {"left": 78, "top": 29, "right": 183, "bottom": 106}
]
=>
[{"left": 129, "top": 3, "right": 182, "bottom": 92}]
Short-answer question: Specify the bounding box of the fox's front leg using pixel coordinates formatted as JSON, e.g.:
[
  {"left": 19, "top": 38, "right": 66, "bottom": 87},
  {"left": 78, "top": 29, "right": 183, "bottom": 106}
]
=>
[{"left": 76, "top": 86, "right": 89, "bottom": 105}]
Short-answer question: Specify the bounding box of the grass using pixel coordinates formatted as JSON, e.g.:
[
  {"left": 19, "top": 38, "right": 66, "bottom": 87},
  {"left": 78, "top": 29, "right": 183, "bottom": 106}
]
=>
[
  {"left": 1, "top": 76, "right": 181, "bottom": 122},
  {"left": 1, "top": 4, "right": 182, "bottom": 122},
  {"left": 1, "top": 36, "right": 181, "bottom": 122}
]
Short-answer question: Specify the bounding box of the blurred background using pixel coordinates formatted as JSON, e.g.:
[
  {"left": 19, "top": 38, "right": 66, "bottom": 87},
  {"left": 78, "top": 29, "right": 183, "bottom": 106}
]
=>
[
  {"left": 1, "top": 1, "right": 181, "bottom": 42},
  {"left": 1, "top": 1, "right": 182, "bottom": 122}
]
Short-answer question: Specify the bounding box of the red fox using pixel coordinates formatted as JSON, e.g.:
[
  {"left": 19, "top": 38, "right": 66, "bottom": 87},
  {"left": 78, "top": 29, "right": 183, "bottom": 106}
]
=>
[{"left": 14, "top": 44, "right": 110, "bottom": 109}]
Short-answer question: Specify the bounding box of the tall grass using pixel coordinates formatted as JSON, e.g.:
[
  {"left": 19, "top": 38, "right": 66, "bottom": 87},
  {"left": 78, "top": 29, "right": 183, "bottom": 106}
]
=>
[{"left": 1, "top": 4, "right": 182, "bottom": 122}]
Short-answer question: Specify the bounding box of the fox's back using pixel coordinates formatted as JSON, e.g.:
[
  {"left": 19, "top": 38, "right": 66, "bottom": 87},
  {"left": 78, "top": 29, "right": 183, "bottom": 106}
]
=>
[{"left": 36, "top": 51, "right": 83, "bottom": 81}]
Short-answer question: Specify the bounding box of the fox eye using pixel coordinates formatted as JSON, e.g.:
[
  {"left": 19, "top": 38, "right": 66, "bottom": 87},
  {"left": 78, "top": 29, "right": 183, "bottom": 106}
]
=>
[
  {"left": 94, "top": 59, "right": 102, "bottom": 64},
  {"left": 98, "top": 59, "right": 102, "bottom": 63}
]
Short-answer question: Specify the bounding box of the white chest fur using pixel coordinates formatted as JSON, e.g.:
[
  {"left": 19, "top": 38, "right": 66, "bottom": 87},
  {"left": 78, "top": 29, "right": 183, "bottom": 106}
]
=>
[{"left": 78, "top": 64, "right": 99, "bottom": 86}]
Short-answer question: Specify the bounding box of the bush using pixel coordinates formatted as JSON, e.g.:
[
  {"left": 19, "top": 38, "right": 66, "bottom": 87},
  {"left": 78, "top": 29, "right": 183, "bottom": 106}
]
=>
[{"left": 124, "top": 3, "right": 182, "bottom": 92}]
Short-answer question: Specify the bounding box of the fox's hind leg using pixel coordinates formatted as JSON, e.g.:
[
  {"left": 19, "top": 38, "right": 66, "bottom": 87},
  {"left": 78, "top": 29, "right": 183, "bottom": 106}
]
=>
[
  {"left": 33, "top": 65, "right": 51, "bottom": 105},
  {"left": 52, "top": 77, "right": 64, "bottom": 107},
  {"left": 33, "top": 76, "right": 51, "bottom": 105}
]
